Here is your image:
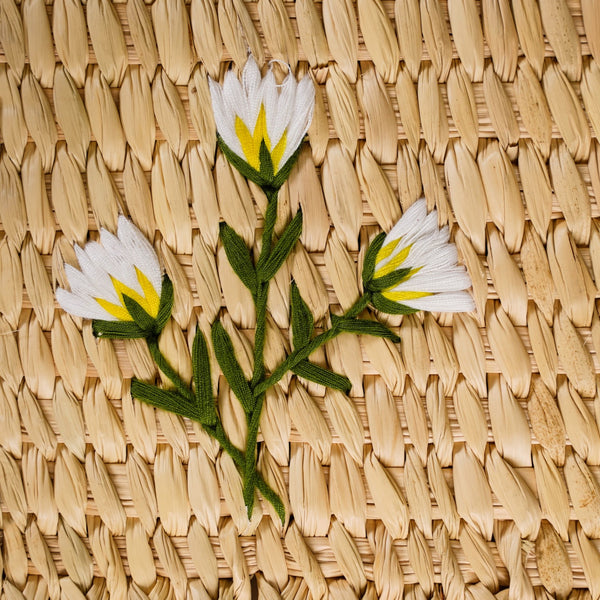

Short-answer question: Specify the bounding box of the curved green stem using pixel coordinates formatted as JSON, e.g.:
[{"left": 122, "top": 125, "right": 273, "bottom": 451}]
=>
[
  {"left": 253, "top": 293, "right": 373, "bottom": 398},
  {"left": 145, "top": 337, "right": 285, "bottom": 521},
  {"left": 147, "top": 338, "right": 194, "bottom": 402}
]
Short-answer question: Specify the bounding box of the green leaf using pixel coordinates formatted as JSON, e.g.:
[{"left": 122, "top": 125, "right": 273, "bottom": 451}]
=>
[
  {"left": 192, "top": 327, "right": 217, "bottom": 426},
  {"left": 290, "top": 281, "right": 313, "bottom": 348},
  {"left": 155, "top": 275, "right": 174, "bottom": 332},
  {"left": 131, "top": 379, "right": 202, "bottom": 421},
  {"left": 292, "top": 360, "right": 352, "bottom": 392},
  {"left": 122, "top": 294, "right": 155, "bottom": 331},
  {"left": 271, "top": 142, "right": 304, "bottom": 190},
  {"left": 219, "top": 222, "right": 257, "bottom": 295},
  {"left": 331, "top": 315, "right": 400, "bottom": 343},
  {"left": 259, "top": 209, "right": 303, "bottom": 281},
  {"left": 92, "top": 319, "right": 147, "bottom": 339},
  {"left": 367, "top": 267, "right": 412, "bottom": 292},
  {"left": 371, "top": 292, "right": 420, "bottom": 315},
  {"left": 211, "top": 321, "right": 255, "bottom": 413},
  {"left": 259, "top": 139, "right": 274, "bottom": 181},
  {"left": 217, "top": 136, "right": 268, "bottom": 188},
  {"left": 362, "top": 232, "right": 386, "bottom": 286}
]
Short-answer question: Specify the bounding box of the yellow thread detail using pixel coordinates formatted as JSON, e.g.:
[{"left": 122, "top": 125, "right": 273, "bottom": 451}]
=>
[
  {"left": 376, "top": 238, "right": 401, "bottom": 264},
  {"left": 95, "top": 268, "right": 160, "bottom": 321},
  {"left": 374, "top": 244, "right": 413, "bottom": 278},
  {"left": 234, "top": 104, "right": 287, "bottom": 173},
  {"left": 382, "top": 290, "right": 432, "bottom": 301},
  {"left": 271, "top": 130, "right": 287, "bottom": 172},
  {"left": 95, "top": 298, "right": 133, "bottom": 321}
]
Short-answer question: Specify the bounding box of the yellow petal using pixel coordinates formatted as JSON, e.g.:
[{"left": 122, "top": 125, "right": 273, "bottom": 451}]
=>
[
  {"left": 374, "top": 244, "right": 412, "bottom": 278},
  {"left": 135, "top": 267, "right": 161, "bottom": 318},
  {"left": 95, "top": 297, "right": 134, "bottom": 321},
  {"left": 382, "top": 290, "right": 432, "bottom": 301}
]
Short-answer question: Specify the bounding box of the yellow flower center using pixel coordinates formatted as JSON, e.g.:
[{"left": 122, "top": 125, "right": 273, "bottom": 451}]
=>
[
  {"left": 235, "top": 104, "right": 287, "bottom": 173},
  {"left": 95, "top": 267, "right": 161, "bottom": 321}
]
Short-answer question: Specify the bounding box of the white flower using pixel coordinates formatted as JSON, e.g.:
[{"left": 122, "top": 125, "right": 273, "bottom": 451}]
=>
[
  {"left": 209, "top": 55, "right": 314, "bottom": 183},
  {"left": 370, "top": 198, "right": 475, "bottom": 313},
  {"left": 56, "top": 216, "right": 164, "bottom": 323}
]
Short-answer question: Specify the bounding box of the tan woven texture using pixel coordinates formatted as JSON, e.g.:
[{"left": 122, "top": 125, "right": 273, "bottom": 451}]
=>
[{"left": 1, "top": 0, "right": 600, "bottom": 597}]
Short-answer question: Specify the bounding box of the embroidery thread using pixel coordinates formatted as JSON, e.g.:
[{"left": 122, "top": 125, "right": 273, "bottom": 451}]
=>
[{"left": 55, "top": 56, "right": 475, "bottom": 523}]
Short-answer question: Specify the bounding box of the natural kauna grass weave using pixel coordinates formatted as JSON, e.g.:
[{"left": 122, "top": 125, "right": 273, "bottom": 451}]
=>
[{"left": 1, "top": 0, "right": 600, "bottom": 598}]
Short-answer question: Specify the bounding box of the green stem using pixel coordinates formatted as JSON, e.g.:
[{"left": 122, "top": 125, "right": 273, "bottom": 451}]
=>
[
  {"left": 146, "top": 337, "right": 285, "bottom": 521},
  {"left": 253, "top": 293, "right": 372, "bottom": 398},
  {"left": 244, "top": 192, "right": 279, "bottom": 512},
  {"left": 147, "top": 337, "right": 194, "bottom": 402}
]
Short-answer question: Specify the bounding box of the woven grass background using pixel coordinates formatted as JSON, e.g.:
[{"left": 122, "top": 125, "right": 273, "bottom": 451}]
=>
[{"left": 1, "top": 0, "right": 600, "bottom": 597}]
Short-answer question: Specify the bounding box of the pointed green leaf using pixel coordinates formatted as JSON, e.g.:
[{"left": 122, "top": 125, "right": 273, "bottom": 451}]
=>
[
  {"left": 219, "top": 222, "right": 257, "bottom": 295},
  {"left": 292, "top": 360, "right": 352, "bottom": 392},
  {"left": 372, "top": 292, "right": 419, "bottom": 315},
  {"left": 192, "top": 327, "right": 217, "bottom": 426},
  {"left": 271, "top": 142, "right": 303, "bottom": 189},
  {"left": 259, "top": 139, "right": 274, "bottom": 181},
  {"left": 367, "top": 268, "right": 412, "bottom": 292},
  {"left": 155, "top": 275, "right": 174, "bottom": 332},
  {"left": 122, "top": 294, "right": 155, "bottom": 332},
  {"left": 211, "top": 321, "right": 254, "bottom": 413},
  {"left": 217, "top": 136, "right": 268, "bottom": 188},
  {"left": 290, "top": 281, "right": 313, "bottom": 348},
  {"left": 259, "top": 209, "right": 303, "bottom": 281},
  {"left": 362, "top": 232, "right": 386, "bottom": 286},
  {"left": 92, "top": 319, "right": 147, "bottom": 339},
  {"left": 131, "top": 379, "right": 202, "bottom": 421},
  {"left": 331, "top": 315, "right": 400, "bottom": 342}
]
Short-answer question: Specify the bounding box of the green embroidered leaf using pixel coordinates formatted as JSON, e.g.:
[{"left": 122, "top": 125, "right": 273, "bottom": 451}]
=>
[
  {"left": 367, "top": 268, "right": 412, "bottom": 292},
  {"left": 292, "top": 360, "right": 351, "bottom": 392},
  {"left": 290, "top": 281, "right": 313, "bottom": 348},
  {"left": 371, "top": 292, "right": 419, "bottom": 315},
  {"left": 218, "top": 136, "right": 268, "bottom": 188},
  {"left": 211, "top": 321, "right": 255, "bottom": 413},
  {"left": 131, "top": 379, "right": 201, "bottom": 421},
  {"left": 259, "top": 209, "right": 303, "bottom": 281},
  {"left": 271, "top": 142, "right": 303, "bottom": 189},
  {"left": 259, "top": 139, "right": 274, "bottom": 181},
  {"left": 219, "top": 222, "right": 257, "bottom": 295},
  {"left": 192, "top": 327, "right": 217, "bottom": 426},
  {"left": 92, "top": 319, "right": 147, "bottom": 339},
  {"left": 331, "top": 315, "right": 400, "bottom": 342},
  {"left": 362, "top": 232, "right": 386, "bottom": 286},
  {"left": 155, "top": 275, "right": 174, "bottom": 332},
  {"left": 122, "top": 294, "right": 156, "bottom": 331},
  {"left": 255, "top": 199, "right": 279, "bottom": 273}
]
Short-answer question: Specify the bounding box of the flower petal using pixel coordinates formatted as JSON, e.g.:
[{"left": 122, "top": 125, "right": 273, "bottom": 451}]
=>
[
  {"left": 280, "top": 74, "right": 315, "bottom": 166},
  {"left": 56, "top": 288, "right": 115, "bottom": 320},
  {"left": 117, "top": 216, "right": 162, "bottom": 294},
  {"left": 209, "top": 77, "right": 244, "bottom": 158},
  {"left": 242, "top": 55, "right": 263, "bottom": 130},
  {"left": 400, "top": 291, "right": 475, "bottom": 313}
]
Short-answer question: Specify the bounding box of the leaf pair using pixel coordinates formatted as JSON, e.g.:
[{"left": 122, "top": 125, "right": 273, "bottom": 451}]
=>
[
  {"left": 220, "top": 210, "right": 303, "bottom": 297},
  {"left": 132, "top": 325, "right": 217, "bottom": 427}
]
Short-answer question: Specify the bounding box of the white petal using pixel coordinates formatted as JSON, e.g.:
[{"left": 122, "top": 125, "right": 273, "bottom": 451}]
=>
[
  {"left": 242, "top": 56, "right": 263, "bottom": 130},
  {"left": 279, "top": 75, "right": 315, "bottom": 166},
  {"left": 72, "top": 245, "right": 117, "bottom": 302},
  {"left": 390, "top": 267, "right": 473, "bottom": 294},
  {"left": 209, "top": 77, "right": 244, "bottom": 157},
  {"left": 261, "top": 70, "right": 279, "bottom": 138},
  {"left": 400, "top": 291, "right": 475, "bottom": 313},
  {"left": 117, "top": 216, "right": 162, "bottom": 294},
  {"left": 56, "top": 288, "right": 115, "bottom": 320},
  {"left": 267, "top": 73, "right": 296, "bottom": 148},
  {"left": 90, "top": 232, "right": 141, "bottom": 293},
  {"left": 383, "top": 198, "right": 429, "bottom": 245},
  {"left": 222, "top": 69, "right": 249, "bottom": 125}
]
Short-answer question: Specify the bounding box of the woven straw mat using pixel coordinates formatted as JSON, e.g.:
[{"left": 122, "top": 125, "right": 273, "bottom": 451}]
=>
[{"left": 2, "top": 0, "right": 600, "bottom": 598}]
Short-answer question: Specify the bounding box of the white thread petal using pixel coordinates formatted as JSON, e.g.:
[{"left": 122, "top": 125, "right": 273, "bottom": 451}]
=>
[
  {"left": 56, "top": 288, "right": 115, "bottom": 320},
  {"left": 56, "top": 218, "right": 163, "bottom": 322},
  {"left": 373, "top": 197, "right": 475, "bottom": 314}
]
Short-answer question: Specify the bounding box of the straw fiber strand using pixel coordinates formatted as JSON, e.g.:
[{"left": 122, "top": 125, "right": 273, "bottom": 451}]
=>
[{"left": 1, "top": 0, "right": 600, "bottom": 598}]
